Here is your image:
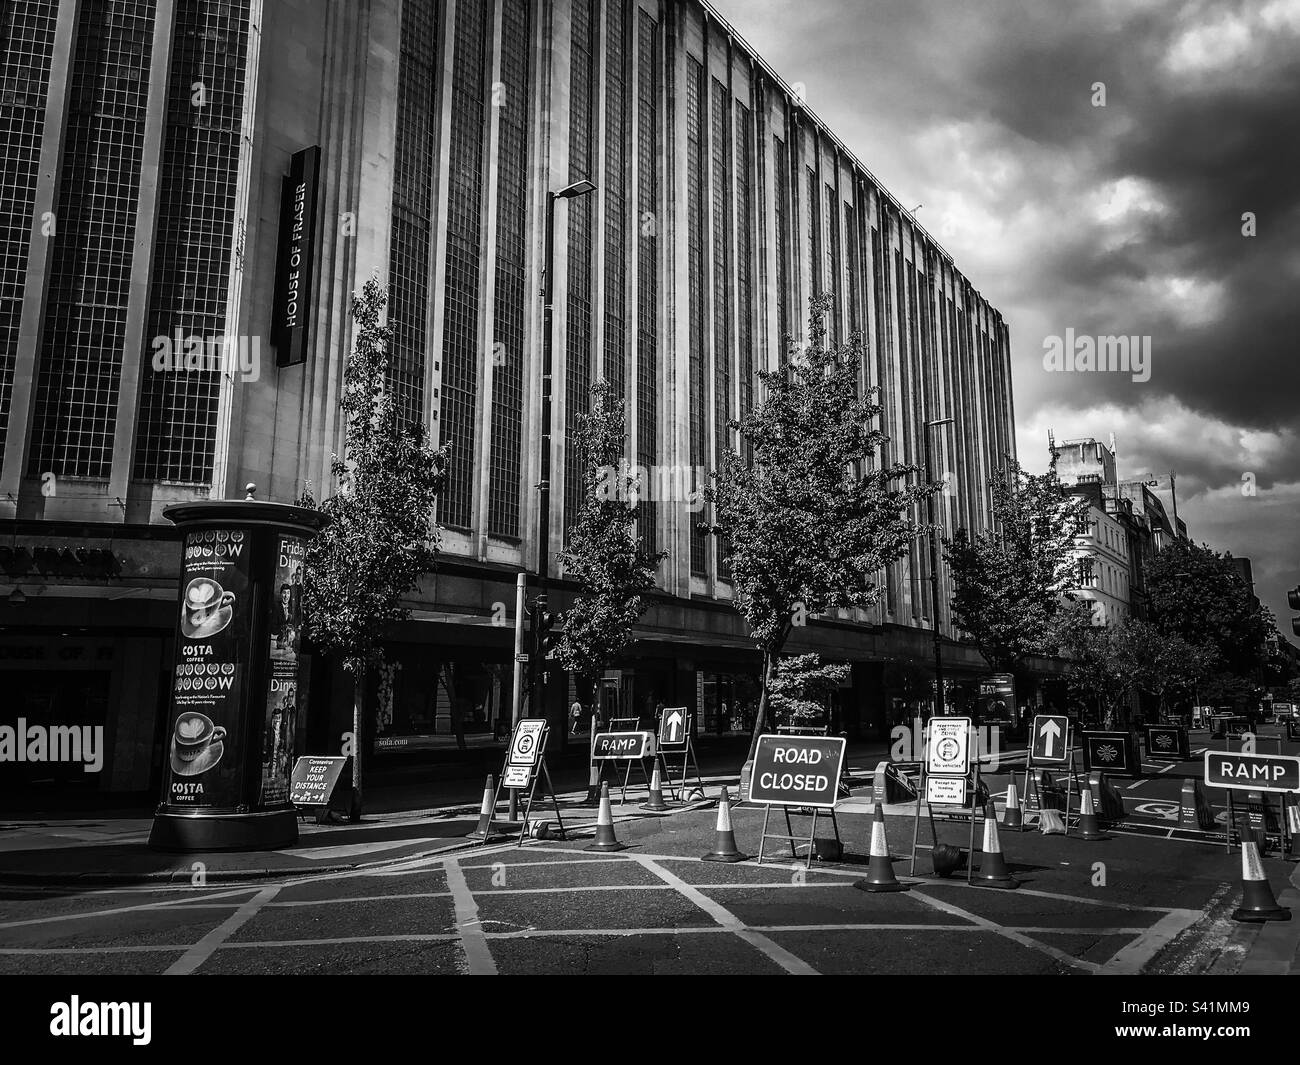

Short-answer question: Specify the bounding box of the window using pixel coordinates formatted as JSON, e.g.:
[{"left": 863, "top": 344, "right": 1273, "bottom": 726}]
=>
[
  {"left": 634, "top": 11, "right": 658, "bottom": 556},
  {"left": 686, "top": 57, "right": 706, "bottom": 575}
]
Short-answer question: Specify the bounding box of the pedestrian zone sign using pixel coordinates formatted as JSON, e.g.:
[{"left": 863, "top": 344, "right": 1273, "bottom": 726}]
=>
[
  {"left": 509, "top": 719, "right": 546, "bottom": 766},
  {"left": 927, "top": 717, "right": 970, "bottom": 775}
]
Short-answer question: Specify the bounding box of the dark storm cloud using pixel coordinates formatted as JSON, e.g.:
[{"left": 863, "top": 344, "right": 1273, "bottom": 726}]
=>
[{"left": 711, "top": 0, "right": 1300, "bottom": 619}]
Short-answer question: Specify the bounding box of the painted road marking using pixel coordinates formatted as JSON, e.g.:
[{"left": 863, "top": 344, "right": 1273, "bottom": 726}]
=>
[
  {"left": 445, "top": 859, "right": 497, "bottom": 976},
  {"left": 165, "top": 885, "right": 280, "bottom": 976},
  {"left": 632, "top": 855, "right": 820, "bottom": 975}
]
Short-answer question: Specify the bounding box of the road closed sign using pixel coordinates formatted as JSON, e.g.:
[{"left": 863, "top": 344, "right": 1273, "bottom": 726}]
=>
[
  {"left": 748, "top": 735, "right": 846, "bottom": 809},
  {"left": 1204, "top": 751, "right": 1300, "bottom": 794}
]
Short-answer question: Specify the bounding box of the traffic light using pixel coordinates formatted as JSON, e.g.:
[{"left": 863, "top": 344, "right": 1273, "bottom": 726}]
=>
[
  {"left": 1289, "top": 586, "right": 1300, "bottom": 637},
  {"left": 535, "top": 608, "right": 559, "bottom": 662}
]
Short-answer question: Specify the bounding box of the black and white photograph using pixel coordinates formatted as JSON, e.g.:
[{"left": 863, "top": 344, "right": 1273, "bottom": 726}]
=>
[{"left": 0, "top": 0, "right": 1297, "bottom": 1037}]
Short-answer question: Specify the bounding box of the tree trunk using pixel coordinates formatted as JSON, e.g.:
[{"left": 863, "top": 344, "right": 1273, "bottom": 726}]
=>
[
  {"left": 351, "top": 665, "right": 366, "bottom": 820},
  {"left": 746, "top": 650, "right": 777, "bottom": 763}
]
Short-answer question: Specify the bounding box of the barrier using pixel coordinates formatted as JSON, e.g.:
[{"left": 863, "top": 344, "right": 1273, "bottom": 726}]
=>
[
  {"left": 1179, "top": 778, "right": 1216, "bottom": 831},
  {"left": 1088, "top": 771, "right": 1126, "bottom": 823},
  {"left": 873, "top": 760, "right": 916, "bottom": 805}
]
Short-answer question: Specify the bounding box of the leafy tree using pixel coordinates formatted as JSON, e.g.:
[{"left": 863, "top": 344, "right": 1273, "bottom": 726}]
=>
[
  {"left": 767, "top": 654, "right": 850, "bottom": 730},
  {"left": 944, "top": 454, "right": 1091, "bottom": 688},
  {"left": 1062, "top": 621, "right": 1135, "bottom": 727},
  {"left": 297, "top": 278, "right": 449, "bottom": 816},
  {"left": 1146, "top": 540, "right": 1271, "bottom": 676},
  {"left": 706, "top": 293, "right": 936, "bottom": 763},
  {"left": 556, "top": 380, "right": 666, "bottom": 706},
  {"left": 1122, "top": 619, "right": 1212, "bottom": 720}
]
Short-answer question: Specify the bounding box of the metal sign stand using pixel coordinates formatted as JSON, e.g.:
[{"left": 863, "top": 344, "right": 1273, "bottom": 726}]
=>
[
  {"left": 908, "top": 720, "right": 980, "bottom": 881},
  {"left": 480, "top": 722, "right": 567, "bottom": 847},
  {"left": 1023, "top": 748, "right": 1083, "bottom": 833},
  {"left": 909, "top": 761, "right": 981, "bottom": 882},
  {"left": 756, "top": 804, "right": 842, "bottom": 871}
]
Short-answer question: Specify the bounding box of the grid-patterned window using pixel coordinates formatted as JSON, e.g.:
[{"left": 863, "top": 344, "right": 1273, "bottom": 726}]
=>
[
  {"left": 386, "top": 0, "right": 438, "bottom": 429},
  {"left": 602, "top": 0, "right": 627, "bottom": 396},
  {"left": 709, "top": 78, "right": 730, "bottom": 481},
  {"left": 0, "top": 0, "right": 57, "bottom": 456},
  {"left": 686, "top": 57, "right": 706, "bottom": 576},
  {"left": 563, "top": 0, "right": 596, "bottom": 538},
  {"left": 440, "top": 0, "right": 488, "bottom": 530},
  {"left": 845, "top": 202, "right": 861, "bottom": 339},
  {"left": 871, "top": 217, "right": 896, "bottom": 615},
  {"left": 824, "top": 182, "right": 839, "bottom": 344},
  {"left": 133, "top": 0, "right": 250, "bottom": 483},
  {"left": 488, "top": 0, "right": 529, "bottom": 539},
  {"left": 773, "top": 136, "right": 789, "bottom": 355},
  {"left": 806, "top": 166, "right": 819, "bottom": 309},
  {"left": 29, "top": 0, "right": 155, "bottom": 478},
  {"left": 735, "top": 101, "right": 754, "bottom": 431},
  {"left": 634, "top": 11, "right": 658, "bottom": 557}
]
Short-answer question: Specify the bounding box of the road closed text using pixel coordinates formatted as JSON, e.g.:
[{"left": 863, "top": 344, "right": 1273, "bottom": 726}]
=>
[
  {"left": 749, "top": 736, "right": 846, "bottom": 808},
  {"left": 759, "top": 746, "right": 830, "bottom": 793}
]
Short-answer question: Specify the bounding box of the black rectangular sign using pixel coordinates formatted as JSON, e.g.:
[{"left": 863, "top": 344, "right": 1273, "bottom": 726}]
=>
[
  {"left": 748, "top": 735, "right": 846, "bottom": 809},
  {"left": 1082, "top": 730, "right": 1139, "bottom": 776},
  {"left": 289, "top": 755, "right": 348, "bottom": 807},
  {"left": 1145, "top": 724, "right": 1189, "bottom": 761},
  {"left": 272, "top": 145, "right": 321, "bottom": 368}
]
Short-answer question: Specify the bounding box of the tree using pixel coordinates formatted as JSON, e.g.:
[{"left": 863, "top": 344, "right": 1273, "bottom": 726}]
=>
[
  {"left": 1062, "top": 622, "right": 1135, "bottom": 727},
  {"left": 1146, "top": 540, "right": 1271, "bottom": 676},
  {"left": 706, "top": 293, "right": 936, "bottom": 763},
  {"left": 1122, "top": 619, "right": 1211, "bottom": 721},
  {"left": 556, "top": 380, "right": 666, "bottom": 706},
  {"left": 297, "top": 278, "right": 449, "bottom": 816},
  {"left": 767, "top": 654, "right": 850, "bottom": 730},
  {"left": 944, "top": 454, "right": 1090, "bottom": 690}
]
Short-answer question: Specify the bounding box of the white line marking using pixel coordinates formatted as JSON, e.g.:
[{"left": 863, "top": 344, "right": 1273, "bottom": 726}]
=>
[
  {"left": 165, "top": 885, "right": 280, "bottom": 975},
  {"left": 1100, "top": 909, "right": 1204, "bottom": 974},
  {"left": 218, "top": 934, "right": 460, "bottom": 948},
  {"left": 0, "top": 886, "right": 263, "bottom": 930},
  {"left": 445, "top": 859, "right": 497, "bottom": 975},
  {"left": 631, "top": 856, "right": 820, "bottom": 975},
  {"left": 908, "top": 887, "right": 1101, "bottom": 973},
  {"left": 264, "top": 891, "right": 453, "bottom": 907}
]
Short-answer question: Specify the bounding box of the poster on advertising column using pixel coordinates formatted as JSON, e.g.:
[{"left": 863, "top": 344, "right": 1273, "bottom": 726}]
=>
[
  {"left": 163, "top": 529, "right": 253, "bottom": 808},
  {"left": 259, "top": 535, "right": 306, "bottom": 806}
]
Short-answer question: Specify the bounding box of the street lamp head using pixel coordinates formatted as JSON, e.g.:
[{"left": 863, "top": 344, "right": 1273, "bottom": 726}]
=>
[
  {"left": 926, "top": 417, "right": 955, "bottom": 429},
  {"left": 558, "top": 178, "right": 596, "bottom": 199}
]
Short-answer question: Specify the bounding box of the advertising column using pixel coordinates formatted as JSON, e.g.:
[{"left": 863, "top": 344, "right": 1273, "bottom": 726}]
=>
[{"left": 149, "top": 498, "right": 326, "bottom": 852}]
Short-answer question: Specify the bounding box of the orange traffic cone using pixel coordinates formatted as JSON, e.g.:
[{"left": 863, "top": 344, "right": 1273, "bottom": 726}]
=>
[
  {"left": 586, "top": 782, "right": 626, "bottom": 852},
  {"left": 641, "top": 764, "right": 670, "bottom": 812},
  {"left": 853, "top": 801, "right": 908, "bottom": 893},
  {"left": 468, "top": 774, "right": 496, "bottom": 840},
  {"left": 702, "top": 788, "right": 747, "bottom": 863},
  {"left": 1233, "top": 820, "right": 1291, "bottom": 922},
  {"left": 1002, "top": 780, "right": 1023, "bottom": 832},
  {"left": 973, "top": 802, "right": 1018, "bottom": 889},
  {"left": 1075, "top": 787, "right": 1108, "bottom": 841},
  {"left": 583, "top": 762, "right": 602, "bottom": 806}
]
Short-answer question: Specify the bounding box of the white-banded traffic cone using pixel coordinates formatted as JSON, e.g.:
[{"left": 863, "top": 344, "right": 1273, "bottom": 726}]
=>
[
  {"left": 1002, "top": 780, "right": 1023, "bottom": 832},
  {"left": 702, "top": 788, "right": 747, "bottom": 863},
  {"left": 586, "top": 782, "right": 626, "bottom": 852},
  {"left": 853, "top": 801, "right": 908, "bottom": 892},
  {"left": 974, "top": 801, "right": 1018, "bottom": 889},
  {"left": 641, "top": 765, "right": 670, "bottom": 812},
  {"left": 468, "top": 774, "right": 495, "bottom": 840},
  {"left": 1285, "top": 799, "right": 1300, "bottom": 860},
  {"left": 1233, "top": 820, "right": 1291, "bottom": 922},
  {"left": 1075, "top": 787, "right": 1108, "bottom": 841}
]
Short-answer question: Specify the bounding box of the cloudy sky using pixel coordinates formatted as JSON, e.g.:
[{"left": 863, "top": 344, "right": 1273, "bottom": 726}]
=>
[{"left": 714, "top": 0, "right": 1300, "bottom": 631}]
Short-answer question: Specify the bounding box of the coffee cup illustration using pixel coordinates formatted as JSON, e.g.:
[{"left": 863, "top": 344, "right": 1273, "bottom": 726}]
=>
[
  {"left": 181, "top": 577, "right": 235, "bottom": 638},
  {"left": 171, "top": 711, "right": 227, "bottom": 776}
]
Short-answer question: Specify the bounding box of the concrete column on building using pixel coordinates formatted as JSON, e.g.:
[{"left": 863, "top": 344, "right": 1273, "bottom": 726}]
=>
[
  {"left": 476, "top": 0, "right": 506, "bottom": 559},
  {"left": 0, "top": 0, "right": 80, "bottom": 510},
  {"left": 700, "top": 14, "right": 717, "bottom": 596},
  {"left": 426, "top": 0, "right": 457, "bottom": 463},
  {"left": 665, "top": 0, "right": 690, "bottom": 600}
]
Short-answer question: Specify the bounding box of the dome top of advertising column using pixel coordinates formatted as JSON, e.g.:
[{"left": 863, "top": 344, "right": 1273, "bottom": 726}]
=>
[{"left": 163, "top": 499, "right": 330, "bottom": 536}]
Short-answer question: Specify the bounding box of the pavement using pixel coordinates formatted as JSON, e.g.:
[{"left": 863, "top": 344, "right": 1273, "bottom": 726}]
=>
[{"left": 2, "top": 725, "right": 1298, "bottom": 974}]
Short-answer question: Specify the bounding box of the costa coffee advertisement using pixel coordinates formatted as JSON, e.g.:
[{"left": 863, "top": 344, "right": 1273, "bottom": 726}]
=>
[
  {"left": 259, "top": 535, "right": 305, "bottom": 805},
  {"left": 163, "top": 529, "right": 253, "bottom": 807}
]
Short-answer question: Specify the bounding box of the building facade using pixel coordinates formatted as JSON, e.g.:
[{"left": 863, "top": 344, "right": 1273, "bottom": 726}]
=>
[{"left": 0, "top": 0, "right": 1018, "bottom": 797}]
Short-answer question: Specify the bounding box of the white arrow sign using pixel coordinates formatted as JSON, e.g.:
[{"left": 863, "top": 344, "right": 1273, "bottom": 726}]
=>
[
  {"left": 665, "top": 710, "right": 683, "bottom": 743},
  {"left": 1040, "top": 718, "right": 1061, "bottom": 758}
]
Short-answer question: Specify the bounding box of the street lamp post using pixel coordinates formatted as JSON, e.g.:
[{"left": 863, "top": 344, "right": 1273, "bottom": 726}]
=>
[
  {"left": 924, "top": 417, "right": 954, "bottom": 715},
  {"left": 529, "top": 178, "right": 596, "bottom": 723}
]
